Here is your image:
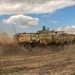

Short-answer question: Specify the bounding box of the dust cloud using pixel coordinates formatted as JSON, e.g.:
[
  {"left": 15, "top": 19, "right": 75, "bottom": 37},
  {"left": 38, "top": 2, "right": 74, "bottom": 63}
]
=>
[
  {"left": 0, "top": 33, "right": 31, "bottom": 56},
  {"left": 0, "top": 33, "right": 17, "bottom": 55}
]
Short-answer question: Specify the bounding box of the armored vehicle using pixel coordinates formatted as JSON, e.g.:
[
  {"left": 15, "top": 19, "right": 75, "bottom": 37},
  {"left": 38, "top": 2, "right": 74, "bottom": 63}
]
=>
[{"left": 13, "top": 26, "right": 75, "bottom": 49}]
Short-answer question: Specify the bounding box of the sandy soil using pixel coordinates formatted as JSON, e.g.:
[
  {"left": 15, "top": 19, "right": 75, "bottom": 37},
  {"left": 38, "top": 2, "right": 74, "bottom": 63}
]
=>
[{"left": 0, "top": 43, "right": 75, "bottom": 75}]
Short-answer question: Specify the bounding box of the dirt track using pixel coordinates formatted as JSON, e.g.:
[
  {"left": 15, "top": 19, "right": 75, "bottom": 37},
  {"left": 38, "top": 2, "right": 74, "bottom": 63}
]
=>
[{"left": 0, "top": 44, "right": 75, "bottom": 75}]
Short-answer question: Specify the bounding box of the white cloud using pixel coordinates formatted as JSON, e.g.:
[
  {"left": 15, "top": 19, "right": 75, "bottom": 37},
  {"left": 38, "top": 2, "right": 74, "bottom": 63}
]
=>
[
  {"left": 49, "top": 20, "right": 58, "bottom": 23},
  {"left": 42, "top": 14, "right": 49, "bottom": 18},
  {"left": 3, "top": 15, "right": 39, "bottom": 28},
  {"left": 0, "top": 0, "right": 75, "bottom": 15},
  {"left": 57, "top": 25, "right": 75, "bottom": 34}
]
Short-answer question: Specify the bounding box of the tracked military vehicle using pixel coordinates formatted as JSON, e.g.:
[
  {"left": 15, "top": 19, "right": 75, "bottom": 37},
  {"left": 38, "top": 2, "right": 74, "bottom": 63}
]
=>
[{"left": 13, "top": 26, "right": 75, "bottom": 49}]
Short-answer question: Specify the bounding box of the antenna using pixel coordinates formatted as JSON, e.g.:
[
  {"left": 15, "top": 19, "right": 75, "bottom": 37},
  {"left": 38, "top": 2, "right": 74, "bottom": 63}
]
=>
[{"left": 0, "top": 0, "right": 17, "bottom": 35}]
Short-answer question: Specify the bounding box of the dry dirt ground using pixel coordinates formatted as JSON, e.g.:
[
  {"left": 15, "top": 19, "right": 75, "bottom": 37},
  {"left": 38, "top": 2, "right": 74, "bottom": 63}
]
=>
[{"left": 0, "top": 43, "right": 75, "bottom": 75}]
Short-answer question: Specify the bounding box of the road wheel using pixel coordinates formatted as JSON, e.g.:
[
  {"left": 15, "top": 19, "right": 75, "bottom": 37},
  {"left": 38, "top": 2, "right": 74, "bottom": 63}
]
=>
[{"left": 22, "top": 43, "right": 31, "bottom": 51}]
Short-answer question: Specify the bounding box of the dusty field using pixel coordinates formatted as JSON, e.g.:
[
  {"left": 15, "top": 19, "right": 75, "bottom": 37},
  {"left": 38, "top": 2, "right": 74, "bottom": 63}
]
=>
[{"left": 0, "top": 43, "right": 75, "bottom": 75}]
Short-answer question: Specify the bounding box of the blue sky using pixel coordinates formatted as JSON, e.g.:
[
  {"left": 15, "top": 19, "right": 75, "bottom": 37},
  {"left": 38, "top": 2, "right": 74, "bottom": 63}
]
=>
[{"left": 0, "top": 0, "right": 75, "bottom": 35}]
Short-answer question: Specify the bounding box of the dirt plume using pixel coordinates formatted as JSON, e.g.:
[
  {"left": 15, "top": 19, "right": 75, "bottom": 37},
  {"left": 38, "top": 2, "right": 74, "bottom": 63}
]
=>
[
  {"left": 0, "top": 33, "right": 12, "bottom": 44},
  {"left": 0, "top": 33, "right": 29, "bottom": 56},
  {"left": 0, "top": 33, "right": 14, "bottom": 55}
]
